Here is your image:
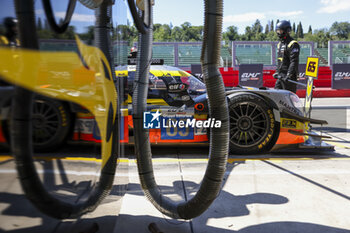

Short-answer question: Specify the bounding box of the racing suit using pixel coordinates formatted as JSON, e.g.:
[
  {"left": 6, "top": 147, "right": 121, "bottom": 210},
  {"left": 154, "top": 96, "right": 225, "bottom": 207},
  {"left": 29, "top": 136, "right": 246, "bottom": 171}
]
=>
[{"left": 275, "top": 36, "right": 300, "bottom": 93}]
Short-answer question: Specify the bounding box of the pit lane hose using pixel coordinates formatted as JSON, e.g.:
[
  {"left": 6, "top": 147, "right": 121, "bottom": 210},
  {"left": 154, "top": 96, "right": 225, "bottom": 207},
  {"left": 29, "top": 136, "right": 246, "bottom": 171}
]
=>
[
  {"left": 79, "top": 0, "right": 104, "bottom": 9},
  {"left": 132, "top": 0, "right": 229, "bottom": 219},
  {"left": 42, "top": 0, "right": 77, "bottom": 34},
  {"left": 11, "top": 0, "right": 118, "bottom": 219},
  {"left": 127, "top": 0, "right": 151, "bottom": 34}
]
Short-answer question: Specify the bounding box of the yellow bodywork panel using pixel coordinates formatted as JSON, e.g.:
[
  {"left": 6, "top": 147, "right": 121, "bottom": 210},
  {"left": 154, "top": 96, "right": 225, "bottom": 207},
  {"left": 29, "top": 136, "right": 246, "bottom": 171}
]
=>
[{"left": 0, "top": 36, "right": 117, "bottom": 168}]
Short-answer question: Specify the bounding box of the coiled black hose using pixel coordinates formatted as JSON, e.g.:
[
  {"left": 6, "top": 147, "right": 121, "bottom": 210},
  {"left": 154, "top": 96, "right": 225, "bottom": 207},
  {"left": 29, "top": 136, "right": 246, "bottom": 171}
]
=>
[
  {"left": 11, "top": 0, "right": 118, "bottom": 219},
  {"left": 42, "top": 0, "right": 77, "bottom": 34},
  {"left": 127, "top": 0, "right": 151, "bottom": 34},
  {"left": 78, "top": 0, "right": 103, "bottom": 9},
  {"left": 132, "top": 0, "right": 229, "bottom": 219}
]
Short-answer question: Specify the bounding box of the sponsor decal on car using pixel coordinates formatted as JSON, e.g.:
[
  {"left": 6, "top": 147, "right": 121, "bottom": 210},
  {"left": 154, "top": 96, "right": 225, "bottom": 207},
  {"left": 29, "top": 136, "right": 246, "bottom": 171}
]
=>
[
  {"left": 168, "top": 83, "right": 187, "bottom": 92},
  {"left": 282, "top": 119, "right": 297, "bottom": 129},
  {"left": 279, "top": 100, "right": 299, "bottom": 114}
]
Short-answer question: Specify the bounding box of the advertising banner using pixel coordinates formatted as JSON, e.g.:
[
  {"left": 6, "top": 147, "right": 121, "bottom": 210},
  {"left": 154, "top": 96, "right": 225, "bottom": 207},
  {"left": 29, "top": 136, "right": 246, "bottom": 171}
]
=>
[
  {"left": 297, "top": 64, "right": 307, "bottom": 89},
  {"left": 191, "top": 64, "right": 203, "bottom": 80},
  {"left": 238, "top": 64, "right": 263, "bottom": 87},
  {"left": 332, "top": 64, "right": 350, "bottom": 89}
]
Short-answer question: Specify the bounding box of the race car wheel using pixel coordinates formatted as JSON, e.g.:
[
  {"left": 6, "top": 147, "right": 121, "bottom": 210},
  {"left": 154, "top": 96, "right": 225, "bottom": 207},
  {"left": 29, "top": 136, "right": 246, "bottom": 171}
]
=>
[
  {"left": 228, "top": 94, "right": 279, "bottom": 154},
  {"left": 4, "top": 96, "right": 72, "bottom": 151},
  {"left": 31, "top": 97, "right": 72, "bottom": 151}
]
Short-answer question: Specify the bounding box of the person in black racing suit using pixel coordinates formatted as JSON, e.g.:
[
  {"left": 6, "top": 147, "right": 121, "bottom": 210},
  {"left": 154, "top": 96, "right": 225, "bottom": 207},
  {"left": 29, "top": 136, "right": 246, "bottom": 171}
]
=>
[
  {"left": 273, "top": 20, "right": 300, "bottom": 93},
  {"left": 0, "top": 17, "right": 19, "bottom": 48}
]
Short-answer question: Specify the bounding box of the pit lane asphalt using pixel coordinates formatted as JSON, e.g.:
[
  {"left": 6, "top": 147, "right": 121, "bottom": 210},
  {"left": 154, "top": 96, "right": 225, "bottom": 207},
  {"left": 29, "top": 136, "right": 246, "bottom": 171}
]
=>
[{"left": 0, "top": 97, "right": 349, "bottom": 233}]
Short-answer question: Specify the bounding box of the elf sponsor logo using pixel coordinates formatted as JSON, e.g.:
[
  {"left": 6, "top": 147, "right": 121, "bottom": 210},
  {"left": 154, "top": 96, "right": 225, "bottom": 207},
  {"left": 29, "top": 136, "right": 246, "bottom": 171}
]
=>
[
  {"left": 334, "top": 72, "right": 350, "bottom": 80},
  {"left": 168, "top": 83, "right": 187, "bottom": 92},
  {"left": 241, "top": 72, "right": 261, "bottom": 81}
]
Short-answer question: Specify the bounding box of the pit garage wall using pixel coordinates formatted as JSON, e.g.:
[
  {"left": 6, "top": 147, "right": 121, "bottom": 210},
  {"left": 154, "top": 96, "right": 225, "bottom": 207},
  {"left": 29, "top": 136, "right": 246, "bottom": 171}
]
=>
[
  {"left": 186, "top": 66, "right": 350, "bottom": 98},
  {"left": 186, "top": 66, "right": 332, "bottom": 88},
  {"left": 217, "top": 66, "right": 333, "bottom": 88}
]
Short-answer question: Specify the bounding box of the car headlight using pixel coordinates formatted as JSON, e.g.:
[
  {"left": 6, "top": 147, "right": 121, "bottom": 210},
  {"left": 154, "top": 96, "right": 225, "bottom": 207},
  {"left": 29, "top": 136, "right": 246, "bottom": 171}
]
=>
[{"left": 289, "top": 93, "right": 303, "bottom": 109}]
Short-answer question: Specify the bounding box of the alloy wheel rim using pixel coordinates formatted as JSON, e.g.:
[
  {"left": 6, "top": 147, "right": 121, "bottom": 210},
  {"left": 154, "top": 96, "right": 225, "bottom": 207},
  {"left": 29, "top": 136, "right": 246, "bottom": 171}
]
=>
[{"left": 229, "top": 102, "right": 270, "bottom": 148}]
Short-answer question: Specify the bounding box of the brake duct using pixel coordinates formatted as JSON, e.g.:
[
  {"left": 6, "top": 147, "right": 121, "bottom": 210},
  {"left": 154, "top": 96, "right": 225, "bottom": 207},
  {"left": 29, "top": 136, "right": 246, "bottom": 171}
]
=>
[
  {"left": 8, "top": 0, "right": 119, "bottom": 219},
  {"left": 131, "top": 0, "right": 229, "bottom": 219}
]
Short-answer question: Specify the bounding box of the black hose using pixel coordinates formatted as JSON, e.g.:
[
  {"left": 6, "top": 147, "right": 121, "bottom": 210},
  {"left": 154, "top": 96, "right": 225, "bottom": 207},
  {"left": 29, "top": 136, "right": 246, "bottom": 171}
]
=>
[
  {"left": 42, "top": 0, "right": 77, "bottom": 34},
  {"left": 78, "top": 0, "right": 103, "bottom": 9},
  {"left": 11, "top": 0, "right": 118, "bottom": 219},
  {"left": 127, "top": 0, "right": 151, "bottom": 34},
  {"left": 132, "top": 0, "right": 229, "bottom": 219}
]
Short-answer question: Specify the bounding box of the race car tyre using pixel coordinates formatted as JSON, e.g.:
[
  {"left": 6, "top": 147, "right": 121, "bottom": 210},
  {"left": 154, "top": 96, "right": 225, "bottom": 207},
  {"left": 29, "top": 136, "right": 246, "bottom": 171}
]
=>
[
  {"left": 3, "top": 96, "right": 72, "bottom": 152},
  {"left": 31, "top": 96, "right": 72, "bottom": 151},
  {"left": 228, "top": 94, "right": 279, "bottom": 154}
]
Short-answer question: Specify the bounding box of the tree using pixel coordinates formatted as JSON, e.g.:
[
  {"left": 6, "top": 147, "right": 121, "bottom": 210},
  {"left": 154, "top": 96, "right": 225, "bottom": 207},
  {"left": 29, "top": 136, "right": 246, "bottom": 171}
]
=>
[
  {"left": 174, "top": 22, "right": 203, "bottom": 41},
  {"left": 296, "top": 22, "right": 304, "bottom": 38},
  {"left": 296, "top": 23, "right": 300, "bottom": 38},
  {"left": 276, "top": 19, "right": 280, "bottom": 29},
  {"left": 44, "top": 19, "right": 49, "bottom": 30},
  {"left": 330, "top": 21, "right": 350, "bottom": 40},
  {"left": 252, "top": 19, "right": 263, "bottom": 34},
  {"left": 180, "top": 22, "right": 192, "bottom": 41},
  {"left": 78, "top": 26, "right": 94, "bottom": 44},
  {"left": 115, "top": 24, "right": 137, "bottom": 42},
  {"left": 244, "top": 26, "right": 254, "bottom": 40},
  {"left": 37, "top": 28, "right": 54, "bottom": 39},
  {"left": 292, "top": 22, "right": 296, "bottom": 33},
  {"left": 299, "top": 22, "right": 304, "bottom": 38},
  {"left": 266, "top": 31, "right": 278, "bottom": 41},
  {"left": 270, "top": 20, "right": 274, "bottom": 32},
  {"left": 37, "top": 18, "right": 43, "bottom": 30},
  {"left": 171, "top": 26, "right": 182, "bottom": 41},
  {"left": 308, "top": 25, "right": 312, "bottom": 34},
  {"left": 154, "top": 24, "right": 172, "bottom": 41},
  {"left": 265, "top": 23, "right": 269, "bottom": 34},
  {"left": 223, "top": 26, "right": 239, "bottom": 43}
]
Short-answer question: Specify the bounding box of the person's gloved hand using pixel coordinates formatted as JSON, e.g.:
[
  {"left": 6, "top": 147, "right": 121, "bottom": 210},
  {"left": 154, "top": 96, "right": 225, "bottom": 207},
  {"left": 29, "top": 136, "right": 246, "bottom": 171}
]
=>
[
  {"left": 273, "top": 73, "right": 279, "bottom": 79},
  {"left": 283, "top": 73, "right": 291, "bottom": 81}
]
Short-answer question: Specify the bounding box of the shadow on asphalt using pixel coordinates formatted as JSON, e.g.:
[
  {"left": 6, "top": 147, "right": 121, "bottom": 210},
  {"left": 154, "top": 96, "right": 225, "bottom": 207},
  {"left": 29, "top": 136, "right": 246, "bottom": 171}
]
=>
[
  {"left": 115, "top": 214, "right": 350, "bottom": 233},
  {"left": 0, "top": 189, "right": 348, "bottom": 233},
  {"left": 0, "top": 145, "right": 349, "bottom": 232},
  {"left": 263, "top": 160, "right": 350, "bottom": 201}
]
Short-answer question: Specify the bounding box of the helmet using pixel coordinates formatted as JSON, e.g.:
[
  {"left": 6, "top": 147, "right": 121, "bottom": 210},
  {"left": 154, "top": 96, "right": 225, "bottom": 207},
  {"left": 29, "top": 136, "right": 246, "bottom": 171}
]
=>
[
  {"left": 276, "top": 20, "right": 291, "bottom": 39},
  {"left": 128, "top": 46, "right": 138, "bottom": 58},
  {"left": 3, "top": 17, "right": 18, "bottom": 29}
]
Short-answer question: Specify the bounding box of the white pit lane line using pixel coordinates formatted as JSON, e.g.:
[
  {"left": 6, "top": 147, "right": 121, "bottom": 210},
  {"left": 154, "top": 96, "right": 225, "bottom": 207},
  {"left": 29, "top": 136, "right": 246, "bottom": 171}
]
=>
[{"left": 1, "top": 168, "right": 350, "bottom": 177}]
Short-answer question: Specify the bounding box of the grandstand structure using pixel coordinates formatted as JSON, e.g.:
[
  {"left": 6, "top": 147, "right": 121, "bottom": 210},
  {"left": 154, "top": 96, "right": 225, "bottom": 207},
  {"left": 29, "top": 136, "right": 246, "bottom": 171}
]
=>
[
  {"left": 328, "top": 41, "right": 350, "bottom": 65},
  {"left": 38, "top": 39, "right": 350, "bottom": 69},
  {"left": 39, "top": 39, "right": 78, "bottom": 52},
  {"left": 232, "top": 41, "right": 314, "bottom": 68},
  {"left": 131, "top": 42, "right": 232, "bottom": 67}
]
